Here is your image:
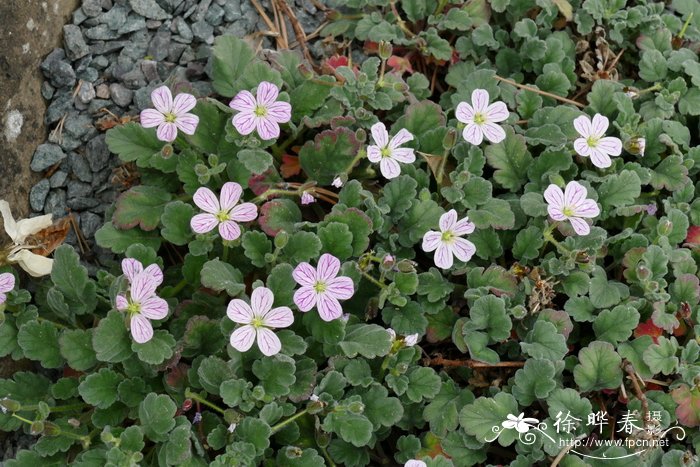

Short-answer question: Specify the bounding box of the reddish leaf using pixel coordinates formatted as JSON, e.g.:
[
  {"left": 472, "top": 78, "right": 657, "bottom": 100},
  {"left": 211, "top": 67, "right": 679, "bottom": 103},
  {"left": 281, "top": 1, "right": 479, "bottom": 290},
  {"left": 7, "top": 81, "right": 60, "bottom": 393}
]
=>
[
  {"left": 671, "top": 384, "right": 700, "bottom": 427},
  {"left": 324, "top": 54, "right": 349, "bottom": 69},
  {"left": 685, "top": 225, "right": 700, "bottom": 245},
  {"left": 280, "top": 155, "right": 301, "bottom": 179},
  {"left": 387, "top": 55, "right": 413, "bottom": 75},
  {"left": 634, "top": 319, "right": 663, "bottom": 344}
]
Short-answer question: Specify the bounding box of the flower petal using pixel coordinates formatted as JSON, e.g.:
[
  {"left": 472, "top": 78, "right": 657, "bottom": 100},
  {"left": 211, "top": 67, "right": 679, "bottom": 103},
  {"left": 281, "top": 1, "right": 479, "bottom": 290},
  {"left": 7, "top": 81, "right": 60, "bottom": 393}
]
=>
[
  {"left": 219, "top": 182, "right": 242, "bottom": 212},
  {"left": 486, "top": 101, "right": 509, "bottom": 122},
  {"left": 140, "top": 109, "right": 165, "bottom": 128},
  {"left": 434, "top": 243, "right": 454, "bottom": 269},
  {"left": 573, "top": 115, "right": 592, "bottom": 138},
  {"left": 371, "top": 122, "right": 389, "bottom": 147},
  {"left": 573, "top": 199, "right": 600, "bottom": 218},
  {"left": 116, "top": 294, "right": 128, "bottom": 311},
  {"left": 8, "top": 249, "right": 53, "bottom": 277},
  {"left": 193, "top": 187, "right": 220, "bottom": 213},
  {"left": 130, "top": 271, "right": 158, "bottom": 303},
  {"left": 317, "top": 253, "right": 341, "bottom": 282},
  {"left": 230, "top": 203, "right": 258, "bottom": 222},
  {"left": 453, "top": 217, "right": 475, "bottom": 235},
  {"left": 229, "top": 90, "right": 257, "bottom": 112},
  {"left": 0, "top": 272, "right": 15, "bottom": 294},
  {"left": 232, "top": 111, "right": 257, "bottom": 135},
  {"left": 0, "top": 200, "right": 18, "bottom": 243},
  {"left": 143, "top": 264, "right": 163, "bottom": 287},
  {"left": 451, "top": 237, "right": 476, "bottom": 263},
  {"left": 389, "top": 128, "right": 413, "bottom": 149},
  {"left": 256, "top": 117, "right": 280, "bottom": 140},
  {"left": 317, "top": 293, "right": 343, "bottom": 321},
  {"left": 293, "top": 262, "right": 317, "bottom": 287},
  {"left": 266, "top": 101, "right": 292, "bottom": 123},
  {"left": 219, "top": 220, "right": 241, "bottom": 241},
  {"left": 230, "top": 325, "right": 256, "bottom": 352},
  {"left": 455, "top": 101, "right": 475, "bottom": 123},
  {"left": 326, "top": 276, "right": 354, "bottom": 300},
  {"left": 462, "top": 123, "right": 484, "bottom": 145},
  {"left": 481, "top": 122, "right": 506, "bottom": 143},
  {"left": 366, "top": 145, "right": 382, "bottom": 162},
  {"left": 151, "top": 86, "right": 173, "bottom": 113},
  {"left": 391, "top": 148, "right": 415, "bottom": 163},
  {"left": 589, "top": 148, "right": 612, "bottom": 168},
  {"left": 439, "top": 209, "right": 458, "bottom": 232},
  {"left": 251, "top": 286, "right": 274, "bottom": 315},
  {"left": 569, "top": 216, "right": 591, "bottom": 235},
  {"left": 422, "top": 231, "right": 442, "bottom": 252},
  {"left": 227, "top": 299, "right": 254, "bottom": 324},
  {"left": 564, "top": 181, "right": 588, "bottom": 207},
  {"left": 130, "top": 314, "right": 153, "bottom": 344},
  {"left": 598, "top": 136, "right": 622, "bottom": 156},
  {"left": 14, "top": 212, "right": 52, "bottom": 241},
  {"left": 591, "top": 114, "right": 609, "bottom": 136},
  {"left": 256, "top": 81, "right": 280, "bottom": 106},
  {"left": 471, "top": 89, "right": 490, "bottom": 112},
  {"left": 256, "top": 327, "right": 282, "bottom": 356},
  {"left": 379, "top": 157, "right": 401, "bottom": 179},
  {"left": 543, "top": 184, "right": 565, "bottom": 209},
  {"left": 121, "top": 258, "right": 143, "bottom": 282},
  {"left": 156, "top": 122, "right": 178, "bottom": 142},
  {"left": 261, "top": 306, "right": 294, "bottom": 328},
  {"left": 573, "top": 138, "right": 592, "bottom": 157},
  {"left": 140, "top": 296, "right": 168, "bottom": 320},
  {"left": 190, "top": 213, "right": 218, "bottom": 234},
  {"left": 547, "top": 206, "right": 567, "bottom": 221},
  {"left": 294, "top": 286, "right": 317, "bottom": 311},
  {"left": 174, "top": 113, "right": 199, "bottom": 135},
  {"left": 172, "top": 93, "right": 197, "bottom": 115}
]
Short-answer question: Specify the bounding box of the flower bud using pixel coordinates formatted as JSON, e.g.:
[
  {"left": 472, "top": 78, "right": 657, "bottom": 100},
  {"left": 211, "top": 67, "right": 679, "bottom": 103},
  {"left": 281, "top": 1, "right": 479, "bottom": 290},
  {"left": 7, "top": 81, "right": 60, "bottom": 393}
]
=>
[
  {"left": 396, "top": 260, "right": 416, "bottom": 273},
  {"left": 625, "top": 137, "right": 645, "bottom": 156},
  {"left": 0, "top": 398, "right": 21, "bottom": 413},
  {"left": 285, "top": 446, "right": 304, "bottom": 458},
  {"left": 636, "top": 264, "right": 651, "bottom": 281},
  {"left": 658, "top": 219, "right": 673, "bottom": 236},
  {"left": 30, "top": 421, "right": 45, "bottom": 435},
  {"left": 393, "top": 82, "right": 408, "bottom": 93},
  {"left": 378, "top": 41, "right": 393, "bottom": 60},
  {"left": 223, "top": 409, "right": 241, "bottom": 425},
  {"left": 43, "top": 422, "right": 61, "bottom": 436},
  {"left": 274, "top": 230, "right": 289, "bottom": 249},
  {"left": 355, "top": 128, "right": 367, "bottom": 142},
  {"left": 381, "top": 254, "right": 395, "bottom": 270},
  {"left": 208, "top": 154, "right": 219, "bottom": 166},
  {"left": 194, "top": 163, "right": 208, "bottom": 176},
  {"left": 315, "top": 430, "right": 331, "bottom": 448},
  {"left": 348, "top": 401, "right": 365, "bottom": 414},
  {"left": 297, "top": 63, "right": 314, "bottom": 80},
  {"left": 161, "top": 144, "right": 174, "bottom": 159},
  {"left": 443, "top": 128, "right": 458, "bottom": 150},
  {"left": 252, "top": 385, "right": 265, "bottom": 400},
  {"left": 512, "top": 305, "right": 528, "bottom": 319}
]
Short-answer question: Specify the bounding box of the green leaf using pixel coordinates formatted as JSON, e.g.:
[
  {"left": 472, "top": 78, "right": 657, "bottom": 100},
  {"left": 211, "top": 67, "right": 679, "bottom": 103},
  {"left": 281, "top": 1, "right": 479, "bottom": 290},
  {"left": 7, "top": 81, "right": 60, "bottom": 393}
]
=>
[
  {"left": 397, "top": 199, "right": 443, "bottom": 247},
  {"left": 78, "top": 368, "right": 123, "bottom": 409},
  {"left": 322, "top": 410, "right": 373, "bottom": 447},
  {"left": 339, "top": 324, "right": 392, "bottom": 359},
  {"left": 465, "top": 295, "right": 512, "bottom": 341},
  {"left": 165, "top": 420, "right": 192, "bottom": 465},
  {"left": 484, "top": 127, "right": 533, "bottom": 191},
  {"left": 198, "top": 356, "right": 235, "bottom": 395},
  {"left": 322, "top": 208, "right": 373, "bottom": 256},
  {"left": 93, "top": 311, "right": 133, "bottom": 363},
  {"left": 238, "top": 149, "right": 274, "bottom": 175},
  {"left": 639, "top": 49, "right": 667, "bottom": 82},
  {"left": 211, "top": 35, "right": 256, "bottom": 97},
  {"left": 421, "top": 28, "right": 452, "bottom": 60},
  {"left": 131, "top": 330, "right": 175, "bottom": 365},
  {"left": 593, "top": 305, "right": 639, "bottom": 345},
  {"left": 17, "top": 320, "right": 64, "bottom": 368},
  {"left": 95, "top": 222, "right": 162, "bottom": 254},
  {"left": 650, "top": 156, "right": 689, "bottom": 191},
  {"left": 598, "top": 170, "right": 641, "bottom": 209},
  {"left": 467, "top": 198, "right": 515, "bottom": 230},
  {"left": 160, "top": 201, "right": 195, "bottom": 246},
  {"left": 361, "top": 384, "right": 404, "bottom": 428},
  {"left": 512, "top": 226, "right": 545, "bottom": 260},
  {"left": 200, "top": 259, "right": 245, "bottom": 296},
  {"left": 299, "top": 128, "right": 361, "bottom": 184},
  {"left": 423, "top": 380, "right": 474, "bottom": 437},
  {"left": 138, "top": 393, "right": 177, "bottom": 442},
  {"left": 259, "top": 199, "right": 302, "bottom": 237},
  {"left": 418, "top": 268, "right": 454, "bottom": 302},
  {"left": 405, "top": 367, "right": 441, "bottom": 403},
  {"left": 252, "top": 356, "right": 297, "bottom": 397},
  {"left": 50, "top": 245, "right": 97, "bottom": 315},
  {"left": 402, "top": 0, "right": 428, "bottom": 21},
  {"left": 283, "top": 231, "right": 322, "bottom": 264},
  {"left": 512, "top": 359, "right": 557, "bottom": 405},
  {"left": 113, "top": 185, "right": 172, "bottom": 231},
  {"left": 318, "top": 222, "right": 354, "bottom": 261},
  {"left": 242, "top": 231, "right": 272, "bottom": 268},
  {"left": 573, "top": 341, "right": 623, "bottom": 392},
  {"left": 460, "top": 392, "right": 519, "bottom": 445},
  {"left": 520, "top": 321, "right": 568, "bottom": 361},
  {"left": 588, "top": 268, "right": 622, "bottom": 309},
  {"left": 105, "top": 123, "right": 162, "bottom": 163},
  {"left": 643, "top": 336, "right": 679, "bottom": 375},
  {"left": 59, "top": 329, "right": 97, "bottom": 371},
  {"left": 393, "top": 100, "right": 446, "bottom": 149},
  {"left": 236, "top": 418, "right": 271, "bottom": 455}
]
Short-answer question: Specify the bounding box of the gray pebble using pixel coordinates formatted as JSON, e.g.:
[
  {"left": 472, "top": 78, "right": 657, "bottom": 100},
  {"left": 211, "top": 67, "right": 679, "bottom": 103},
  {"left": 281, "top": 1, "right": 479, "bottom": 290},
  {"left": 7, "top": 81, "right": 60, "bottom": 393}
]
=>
[
  {"left": 63, "top": 25, "right": 90, "bottom": 60},
  {"left": 73, "top": 8, "right": 89, "bottom": 25},
  {"left": 91, "top": 55, "right": 111, "bottom": 69},
  {"left": 82, "top": 0, "right": 103, "bottom": 17},
  {"left": 42, "top": 53, "right": 76, "bottom": 89},
  {"left": 109, "top": 83, "right": 134, "bottom": 106},
  {"left": 168, "top": 42, "right": 188, "bottom": 62},
  {"left": 49, "top": 170, "right": 69, "bottom": 188},
  {"left": 146, "top": 20, "right": 163, "bottom": 29},
  {"left": 191, "top": 0, "right": 212, "bottom": 22},
  {"left": 141, "top": 60, "right": 160, "bottom": 82},
  {"left": 95, "top": 84, "right": 110, "bottom": 99},
  {"left": 31, "top": 144, "right": 67, "bottom": 172},
  {"left": 122, "top": 67, "right": 147, "bottom": 89},
  {"left": 77, "top": 67, "right": 99, "bottom": 83},
  {"left": 129, "top": 0, "right": 171, "bottom": 20},
  {"left": 85, "top": 24, "right": 121, "bottom": 40},
  {"left": 191, "top": 20, "right": 214, "bottom": 44},
  {"left": 63, "top": 113, "right": 96, "bottom": 142},
  {"left": 46, "top": 93, "right": 75, "bottom": 124},
  {"left": 88, "top": 99, "right": 114, "bottom": 114},
  {"left": 118, "top": 15, "right": 147, "bottom": 35},
  {"left": 86, "top": 135, "right": 111, "bottom": 172},
  {"left": 41, "top": 82, "right": 55, "bottom": 100},
  {"left": 133, "top": 83, "right": 159, "bottom": 110},
  {"left": 148, "top": 31, "right": 172, "bottom": 61},
  {"left": 205, "top": 4, "right": 224, "bottom": 25},
  {"left": 173, "top": 17, "right": 193, "bottom": 43},
  {"left": 67, "top": 181, "right": 94, "bottom": 199},
  {"left": 99, "top": 5, "right": 128, "bottom": 31},
  {"left": 30, "top": 180, "right": 51, "bottom": 212},
  {"left": 80, "top": 212, "right": 102, "bottom": 239},
  {"left": 222, "top": 1, "right": 242, "bottom": 21},
  {"left": 101, "top": 0, "right": 114, "bottom": 8},
  {"left": 78, "top": 82, "right": 96, "bottom": 106},
  {"left": 69, "top": 153, "right": 93, "bottom": 182},
  {"left": 45, "top": 190, "right": 67, "bottom": 217},
  {"left": 90, "top": 40, "right": 129, "bottom": 55},
  {"left": 68, "top": 197, "right": 100, "bottom": 211}
]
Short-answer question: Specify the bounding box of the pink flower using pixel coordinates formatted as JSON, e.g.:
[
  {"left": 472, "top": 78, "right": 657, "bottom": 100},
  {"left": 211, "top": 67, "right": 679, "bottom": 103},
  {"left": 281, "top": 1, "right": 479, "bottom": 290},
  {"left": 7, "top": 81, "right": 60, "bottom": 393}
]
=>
[
  {"left": 405, "top": 461, "right": 427, "bottom": 467},
  {"left": 422, "top": 209, "right": 476, "bottom": 269},
  {"left": 366, "top": 122, "right": 416, "bottom": 179},
  {"left": 293, "top": 254, "right": 355, "bottom": 321},
  {"left": 331, "top": 177, "right": 343, "bottom": 188},
  {"left": 0, "top": 273, "right": 15, "bottom": 305},
  {"left": 190, "top": 182, "right": 258, "bottom": 241},
  {"left": 573, "top": 113, "right": 622, "bottom": 168},
  {"left": 116, "top": 259, "right": 168, "bottom": 344},
  {"left": 544, "top": 181, "right": 600, "bottom": 236},
  {"left": 301, "top": 191, "right": 315, "bottom": 205},
  {"left": 229, "top": 81, "right": 292, "bottom": 140},
  {"left": 455, "top": 89, "right": 509, "bottom": 145},
  {"left": 227, "top": 286, "right": 293, "bottom": 356},
  {"left": 140, "top": 86, "right": 199, "bottom": 142}
]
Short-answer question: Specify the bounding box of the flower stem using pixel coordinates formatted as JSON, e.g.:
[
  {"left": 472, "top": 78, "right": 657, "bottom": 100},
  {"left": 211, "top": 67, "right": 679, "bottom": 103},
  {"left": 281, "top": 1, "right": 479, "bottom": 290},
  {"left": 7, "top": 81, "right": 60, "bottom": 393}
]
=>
[
  {"left": 270, "top": 408, "right": 310, "bottom": 434},
  {"left": 679, "top": 12, "right": 693, "bottom": 39},
  {"left": 222, "top": 244, "right": 229, "bottom": 263},
  {"left": 252, "top": 188, "right": 299, "bottom": 204},
  {"left": 493, "top": 75, "right": 585, "bottom": 108},
  {"left": 21, "top": 403, "right": 87, "bottom": 413},
  {"left": 184, "top": 389, "right": 226, "bottom": 415},
  {"left": 360, "top": 270, "right": 385, "bottom": 289},
  {"left": 161, "top": 279, "right": 187, "bottom": 298}
]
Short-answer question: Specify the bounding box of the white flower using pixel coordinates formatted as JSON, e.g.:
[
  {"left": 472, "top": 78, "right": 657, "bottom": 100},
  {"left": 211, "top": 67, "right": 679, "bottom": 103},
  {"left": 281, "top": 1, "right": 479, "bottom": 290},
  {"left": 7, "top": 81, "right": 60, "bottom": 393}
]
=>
[
  {"left": 227, "top": 423, "right": 237, "bottom": 433},
  {"left": 422, "top": 209, "right": 476, "bottom": 269},
  {"left": 367, "top": 122, "right": 416, "bottom": 179},
  {"left": 331, "top": 177, "right": 343, "bottom": 188},
  {"left": 544, "top": 181, "right": 600, "bottom": 236},
  {"left": 301, "top": 191, "right": 315, "bottom": 205},
  {"left": 502, "top": 413, "right": 539, "bottom": 433},
  {"left": 0, "top": 201, "right": 54, "bottom": 277},
  {"left": 404, "top": 333, "right": 419, "bottom": 346},
  {"left": 309, "top": 394, "right": 320, "bottom": 402},
  {"left": 386, "top": 328, "right": 397, "bottom": 341},
  {"left": 573, "top": 113, "right": 622, "bottom": 168},
  {"left": 405, "top": 461, "right": 427, "bottom": 467},
  {"left": 455, "top": 89, "right": 509, "bottom": 145}
]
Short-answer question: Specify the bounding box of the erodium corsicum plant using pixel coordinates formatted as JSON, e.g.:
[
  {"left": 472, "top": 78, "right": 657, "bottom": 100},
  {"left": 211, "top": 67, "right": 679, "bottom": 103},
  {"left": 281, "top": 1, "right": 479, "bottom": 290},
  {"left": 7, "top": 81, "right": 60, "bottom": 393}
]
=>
[{"left": 1, "top": 0, "right": 700, "bottom": 464}]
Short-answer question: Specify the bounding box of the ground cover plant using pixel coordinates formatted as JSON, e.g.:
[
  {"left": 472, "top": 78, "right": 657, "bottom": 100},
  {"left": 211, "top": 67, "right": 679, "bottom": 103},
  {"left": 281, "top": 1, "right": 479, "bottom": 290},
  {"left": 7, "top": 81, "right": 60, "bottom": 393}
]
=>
[{"left": 1, "top": 0, "right": 700, "bottom": 465}]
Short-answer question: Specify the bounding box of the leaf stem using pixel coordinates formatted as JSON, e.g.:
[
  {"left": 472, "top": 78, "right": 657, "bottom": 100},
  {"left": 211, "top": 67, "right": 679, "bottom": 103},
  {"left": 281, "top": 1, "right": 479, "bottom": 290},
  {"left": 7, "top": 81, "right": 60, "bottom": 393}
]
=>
[
  {"left": 20, "top": 403, "right": 88, "bottom": 413},
  {"left": 270, "top": 408, "right": 310, "bottom": 434},
  {"left": 360, "top": 270, "right": 385, "bottom": 289},
  {"left": 161, "top": 278, "right": 187, "bottom": 298},
  {"left": 493, "top": 75, "right": 585, "bottom": 108},
  {"left": 184, "top": 389, "right": 226, "bottom": 415},
  {"left": 389, "top": 1, "right": 415, "bottom": 38},
  {"left": 252, "top": 188, "right": 300, "bottom": 204}
]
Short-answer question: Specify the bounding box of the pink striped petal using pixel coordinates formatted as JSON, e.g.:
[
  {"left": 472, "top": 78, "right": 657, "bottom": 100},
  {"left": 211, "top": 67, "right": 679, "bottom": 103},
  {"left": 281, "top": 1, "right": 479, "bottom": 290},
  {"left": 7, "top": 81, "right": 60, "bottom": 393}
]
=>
[
  {"left": 317, "top": 293, "right": 343, "bottom": 321},
  {"left": 230, "top": 203, "right": 257, "bottom": 222},
  {"left": 230, "top": 90, "right": 257, "bottom": 112},
  {"left": 220, "top": 182, "right": 242, "bottom": 211},
  {"left": 564, "top": 181, "right": 587, "bottom": 207},
  {"left": 156, "top": 122, "right": 178, "bottom": 142},
  {"left": 482, "top": 122, "right": 506, "bottom": 143},
  {"left": 569, "top": 217, "right": 591, "bottom": 235},
  {"left": 193, "top": 187, "right": 220, "bottom": 213},
  {"left": 391, "top": 148, "right": 415, "bottom": 163},
  {"left": 256, "top": 81, "right": 280, "bottom": 106},
  {"left": 256, "top": 117, "right": 280, "bottom": 140},
  {"left": 175, "top": 114, "right": 199, "bottom": 135},
  {"left": 172, "top": 93, "right": 197, "bottom": 115},
  {"left": 455, "top": 101, "right": 475, "bottom": 123},
  {"left": 293, "top": 286, "right": 317, "bottom": 311},
  {"left": 422, "top": 231, "right": 441, "bottom": 252},
  {"left": 573, "top": 115, "right": 592, "bottom": 138},
  {"left": 256, "top": 327, "right": 281, "bottom": 356},
  {"left": 463, "top": 124, "right": 484, "bottom": 145},
  {"left": 261, "top": 306, "right": 293, "bottom": 328},
  {"left": 116, "top": 294, "right": 128, "bottom": 311},
  {"left": 140, "top": 296, "right": 168, "bottom": 320},
  {"left": 143, "top": 264, "right": 163, "bottom": 287},
  {"left": 379, "top": 157, "right": 401, "bottom": 179},
  {"left": 130, "top": 314, "right": 153, "bottom": 344},
  {"left": 326, "top": 276, "right": 354, "bottom": 300},
  {"left": 230, "top": 325, "right": 256, "bottom": 352},
  {"left": 543, "top": 184, "right": 565, "bottom": 209},
  {"left": 548, "top": 206, "right": 567, "bottom": 221},
  {"left": 122, "top": 258, "right": 143, "bottom": 282},
  {"left": 251, "top": 286, "right": 274, "bottom": 315},
  {"left": 434, "top": 243, "right": 454, "bottom": 269},
  {"left": 130, "top": 272, "right": 158, "bottom": 303},
  {"left": 486, "top": 101, "right": 509, "bottom": 122},
  {"left": 151, "top": 86, "right": 173, "bottom": 113},
  {"left": 573, "top": 138, "right": 592, "bottom": 157},
  {"left": 389, "top": 129, "right": 413, "bottom": 149},
  {"left": 190, "top": 213, "right": 218, "bottom": 234},
  {"left": 371, "top": 122, "right": 389, "bottom": 147},
  {"left": 293, "top": 263, "right": 317, "bottom": 287},
  {"left": 589, "top": 148, "right": 612, "bottom": 168},
  {"left": 439, "top": 209, "right": 458, "bottom": 232},
  {"left": 598, "top": 137, "right": 622, "bottom": 156},
  {"left": 573, "top": 199, "right": 600, "bottom": 218},
  {"left": 227, "top": 299, "right": 254, "bottom": 324},
  {"left": 233, "top": 111, "right": 257, "bottom": 135},
  {"left": 140, "top": 109, "right": 165, "bottom": 128},
  {"left": 317, "top": 254, "right": 340, "bottom": 282},
  {"left": 453, "top": 218, "right": 475, "bottom": 236},
  {"left": 591, "top": 114, "right": 609, "bottom": 136},
  {"left": 266, "top": 101, "right": 292, "bottom": 123},
  {"left": 219, "top": 220, "right": 241, "bottom": 241},
  {"left": 366, "top": 145, "right": 382, "bottom": 163},
  {"left": 0, "top": 273, "right": 17, "bottom": 295},
  {"left": 471, "top": 89, "right": 489, "bottom": 112},
  {"left": 0, "top": 293, "right": 6, "bottom": 305},
  {"left": 452, "top": 237, "right": 476, "bottom": 263}
]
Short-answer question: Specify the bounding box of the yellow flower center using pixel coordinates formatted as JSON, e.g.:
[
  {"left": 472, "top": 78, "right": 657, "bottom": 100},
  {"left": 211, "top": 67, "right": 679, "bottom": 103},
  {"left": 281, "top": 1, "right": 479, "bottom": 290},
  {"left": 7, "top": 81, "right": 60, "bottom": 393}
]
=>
[
  {"left": 254, "top": 105, "right": 268, "bottom": 117},
  {"left": 380, "top": 147, "right": 391, "bottom": 158},
  {"left": 473, "top": 113, "right": 486, "bottom": 125},
  {"left": 562, "top": 206, "right": 575, "bottom": 217},
  {"left": 251, "top": 317, "right": 264, "bottom": 328},
  {"left": 216, "top": 211, "right": 230, "bottom": 222},
  {"left": 586, "top": 136, "right": 599, "bottom": 148},
  {"left": 164, "top": 112, "right": 177, "bottom": 123},
  {"left": 126, "top": 301, "right": 141, "bottom": 315},
  {"left": 313, "top": 281, "right": 327, "bottom": 293},
  {"left": 441, "top": 230, "right": 455, "bottom": 242}
]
